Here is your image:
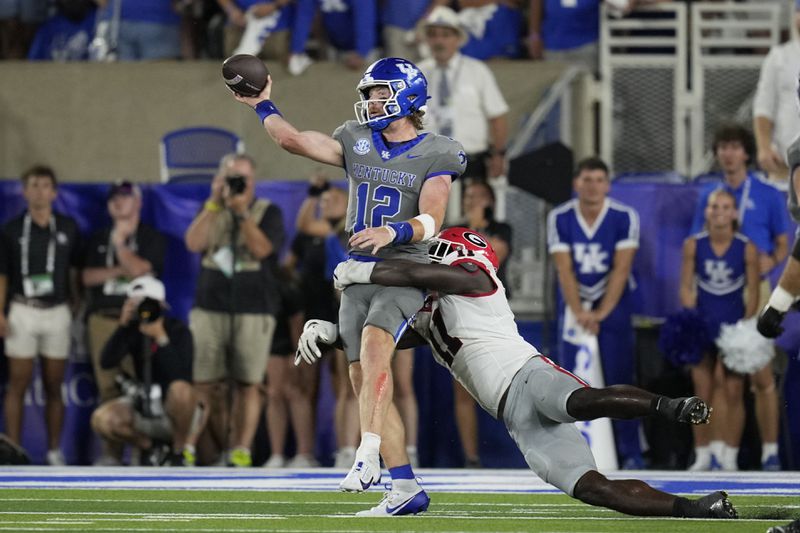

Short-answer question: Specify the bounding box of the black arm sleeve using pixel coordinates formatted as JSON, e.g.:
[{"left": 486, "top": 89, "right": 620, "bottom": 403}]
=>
[
  {"left": 371, "top": 260, "right": 495, "bottom": 295},
  {"left": 154, "top": 320, "right": 194, "bottom": 383},
  {"left": 100, "top": 324, "right": 136, "bottom": 369}
]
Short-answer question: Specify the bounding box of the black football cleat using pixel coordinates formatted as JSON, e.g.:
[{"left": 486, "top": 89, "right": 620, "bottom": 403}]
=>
[
  {"left": 696, "top": 491, "right": 738, "bottom": 519},
  {"left": 657, "top": 396, "right": 711, "bottom": 425},
  {"left": 674, "top": 396, "right": 712, "bottom": 425},
  {"left": 767, "top": 519, "right": 800, "bottom": 533}
]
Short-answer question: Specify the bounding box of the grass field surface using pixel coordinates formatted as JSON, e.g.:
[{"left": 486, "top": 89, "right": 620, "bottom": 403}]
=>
[{"left": 0, "top": 489, "right": 796, "bottom": 532}]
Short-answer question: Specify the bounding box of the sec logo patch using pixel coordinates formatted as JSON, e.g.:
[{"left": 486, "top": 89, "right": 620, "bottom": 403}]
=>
[{"left": 353, "top": 138, "right": 371, "bottom": 155}]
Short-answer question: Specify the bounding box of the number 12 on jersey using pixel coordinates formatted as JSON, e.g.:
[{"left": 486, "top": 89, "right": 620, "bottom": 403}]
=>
[{"left": 354, "top": 182, "right": 403, "bottom": 233}]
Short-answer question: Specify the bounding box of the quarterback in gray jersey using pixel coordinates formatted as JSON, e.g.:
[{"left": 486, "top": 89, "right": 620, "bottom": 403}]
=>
[
  {"left": 232, "top": 57, "right": 465, "bottom": 500},
  {"left": 758, "top": 135, "right": 800, "bottom": 338}
]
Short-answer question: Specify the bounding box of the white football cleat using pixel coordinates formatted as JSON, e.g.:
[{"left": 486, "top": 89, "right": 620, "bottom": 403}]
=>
[
  {"left": 356, "top": 487, "right": 430, "bottom": 517},
  {"left": 339, "top": 454, "right": 381, "bottom": 492}
]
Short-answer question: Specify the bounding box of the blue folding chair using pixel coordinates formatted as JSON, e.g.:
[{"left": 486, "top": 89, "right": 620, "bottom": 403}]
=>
[{"left": 159, "top": 126, "right": 244, "bottom": 183}]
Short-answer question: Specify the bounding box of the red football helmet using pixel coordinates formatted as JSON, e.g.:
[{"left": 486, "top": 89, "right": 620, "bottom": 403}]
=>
[{"left": 428, "top": 227, "right": 499, "bottom": 271}]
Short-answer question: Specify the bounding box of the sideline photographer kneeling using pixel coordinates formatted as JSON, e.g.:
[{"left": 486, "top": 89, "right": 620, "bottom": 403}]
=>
[{"left": 91, "top": 276, "right": 200, "bottom": 466}]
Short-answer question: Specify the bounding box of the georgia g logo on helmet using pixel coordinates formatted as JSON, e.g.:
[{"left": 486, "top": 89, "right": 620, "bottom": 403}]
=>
[
  {"left": 428, "top": 227, "right": 500, "bottom": 271},
  {"left": 462, "top": 231, "right": 488, "bottom": 249}
]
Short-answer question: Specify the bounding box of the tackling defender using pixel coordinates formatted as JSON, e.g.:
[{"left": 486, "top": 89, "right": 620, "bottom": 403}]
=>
[
  {"left": 232, "top": 58, "right": 465, "bottom": 496},
  {"left": 299, "top": 228, "right": 738, "bottom": 519}
]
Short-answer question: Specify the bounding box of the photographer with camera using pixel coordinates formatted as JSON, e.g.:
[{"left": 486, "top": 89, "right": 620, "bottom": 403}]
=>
[
  {"left": 91, "top": 276, "right": 199, "bottom": 466},
  {"left": 184, "top": 153, "right": 285, "bottom": 467}
]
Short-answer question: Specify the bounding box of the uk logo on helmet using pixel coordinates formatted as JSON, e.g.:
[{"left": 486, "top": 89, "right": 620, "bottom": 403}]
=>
[
  {"left": 397, "top": 62, "right": 419, "bottom": 79},
  {"left": 353, "top": 138, "right": 371, "bottom": 155}
]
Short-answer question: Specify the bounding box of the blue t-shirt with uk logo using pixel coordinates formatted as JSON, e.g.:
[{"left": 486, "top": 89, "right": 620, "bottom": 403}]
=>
[
  {"left": 690, "top": 173, "right": 788, "bottom": 255},
  {"left": 547, "top": 197, "right": 640, "bottom": 303}
]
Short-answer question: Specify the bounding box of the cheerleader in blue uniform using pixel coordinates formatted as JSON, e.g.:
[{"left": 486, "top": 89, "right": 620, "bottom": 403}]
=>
[{"left": 679, "top": 189, "right": 759, "bottom": 471}]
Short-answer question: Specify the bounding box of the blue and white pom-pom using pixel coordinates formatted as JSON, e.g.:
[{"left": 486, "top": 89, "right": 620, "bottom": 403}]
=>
[
  {"left": 716, "top": 317, "right": 774, "bottom": 374},
  {"left": 658, "top": 308, "right": 712, "bottom": 367}
]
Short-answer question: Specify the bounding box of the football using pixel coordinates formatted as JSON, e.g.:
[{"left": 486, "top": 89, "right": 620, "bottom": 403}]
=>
[{"left": 222, "top": 54, "right": 269, "bottom": 97}]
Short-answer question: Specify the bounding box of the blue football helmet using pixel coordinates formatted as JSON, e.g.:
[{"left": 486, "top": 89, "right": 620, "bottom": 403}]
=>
[{"left": 354, "top": 57, "right": 429, "bottom": 131}]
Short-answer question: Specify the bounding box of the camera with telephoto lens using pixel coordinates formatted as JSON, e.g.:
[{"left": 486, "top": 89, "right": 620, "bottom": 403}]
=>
[
  {"left": 136, "top": 297, "right": 162, "bottom": 324},
  {"left": 115, "top": 372, "right": 146, "bottom": 412},
  {"left": 226, "top": 174, "right": 247, "bottom": 195},
  {"left": 115, "top": 372, "right": 164, "bottom": 418}
]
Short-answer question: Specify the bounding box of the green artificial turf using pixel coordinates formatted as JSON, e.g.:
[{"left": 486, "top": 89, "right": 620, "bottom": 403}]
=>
[{"left": 0, "top": 489, "right": 795, "bottom": 532}]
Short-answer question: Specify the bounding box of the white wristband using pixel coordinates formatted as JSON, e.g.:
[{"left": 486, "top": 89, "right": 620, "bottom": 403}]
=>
[
  {"left": 413, "top": 213, "right": 436, "bottom": 241},
  {"left": 767, "top": 285, "right": 795, "bottom": 312}
]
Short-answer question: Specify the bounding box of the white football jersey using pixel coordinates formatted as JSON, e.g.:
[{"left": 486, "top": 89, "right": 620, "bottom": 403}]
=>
[{"left": 410, "top": 256, "right": 539, "bottom": 418}]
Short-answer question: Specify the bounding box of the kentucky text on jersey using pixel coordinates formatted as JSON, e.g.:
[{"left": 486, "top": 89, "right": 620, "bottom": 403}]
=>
[{"left": 351, "top": 163, "right": 418, "bottom": 188}]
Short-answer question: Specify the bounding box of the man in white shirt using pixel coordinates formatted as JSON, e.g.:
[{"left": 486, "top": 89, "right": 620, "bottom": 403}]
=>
[
  {"left": 418, "top": 6, "right": 509, "bottom": 181},
  {"left": 753, "top": 0, "right": 800, "bottom": 183}
]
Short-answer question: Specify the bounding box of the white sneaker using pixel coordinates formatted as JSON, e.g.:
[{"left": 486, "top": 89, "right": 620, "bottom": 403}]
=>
[
  {"left": 263, "top": 454, "right": 286, "bottom": 468},
  {"left": 46, "top": 449, "right": 66, "bottom": 466},
  {"left": 287, "top": 454, "right": 318, "bottom": 468},
  {"left": 334, "top": 447, "right": 356, "bottom": 469},
  {"left": 688, "top": 454, "right": 711, "bottom": 472},
  {"left": 288, "top": 53, "right": 313, "bottom": 76},
  {"left": 355, "top": 487, "right": 430, "bottom": 517},
  {"left": 339, "top": 453, "right": 381, "bottom": 492}
]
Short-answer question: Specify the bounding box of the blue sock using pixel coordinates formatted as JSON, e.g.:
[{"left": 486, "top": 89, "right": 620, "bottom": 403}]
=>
[{"left": 389, "top": 464, "right": 414, "bottom": 481}]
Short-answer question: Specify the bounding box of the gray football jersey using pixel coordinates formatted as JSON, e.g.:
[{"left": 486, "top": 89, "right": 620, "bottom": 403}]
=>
[
  {"left": 333, "top": 120, "right": 467, "bottom": 261},
  {"left": 786, "top": 136, "right": 800, "bottom": 222}
]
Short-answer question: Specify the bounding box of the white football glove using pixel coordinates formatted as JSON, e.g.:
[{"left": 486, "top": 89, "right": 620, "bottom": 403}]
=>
[
  {"left": 333, "top": 259, "right": 376, "bottom": 291},
  {"left": 294, "top": 319, "right": 338, "bottom": 366}
]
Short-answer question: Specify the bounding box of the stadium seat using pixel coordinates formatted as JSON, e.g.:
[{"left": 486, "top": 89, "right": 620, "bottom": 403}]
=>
[{"left": 159, "top": 126, "right": 244, "bottom": 183}]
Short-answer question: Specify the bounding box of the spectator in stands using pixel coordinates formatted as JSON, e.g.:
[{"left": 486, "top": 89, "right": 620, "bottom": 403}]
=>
[
  {"left": 458, "top": 0, "right": 524, "bottom": 60},
  {"left": 0, "top": 165, "right": 81, "bottom": 465},
  {"left": 0, "top": 0, "right": 48, "bottom": 59},
  {"left": 91, "top": 276, "right": 200, "bottom": 466},
  {"left": 418, "top": 5, "right": 509, "bottom": 181},
  {"left": 263, "top": 264, "right": 318, "bottom": 468},
  {"left": 215, "top": 0, "right": 292, "bottom": 60},
  {"left": 83, "top": 180, "right": 166, "bottom": 466},
  {"left": 293, "top": 175, "right": 359, "bottom": 467},
  {"left": 94, "top": 0, "right": 181, "bottom": 61},
  {"left": 753, "top": 1, "right": 800, "bottom": 184},
  {"left": 184, "top": 153, "right": 285, "bottom": 467},
  {"left": 381, "top": 0, "right": 437, "bottom": 61},
  {"left": 547, "top": 157, "right": 645, "bottom": 469},
  {"left": 526, "top": 0, "right": 649, "bottom": 73},
  {"left": 451, "top": 178, "right": 512, "bottom": 467},
  {"left": 290, "top": 0, "right": 378, "bottom": 73},
  {"left": 680, "top": 189, "right": 759, "bottom": 471},
  {"left": 27, "top": 0, "right": 97, "bottom": 61},
  {"left": 175, "top": 0, "right": 221, "bottom": 59},
  {"left": 689, "top": 124, "right": 789, "bottom": 471}
]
